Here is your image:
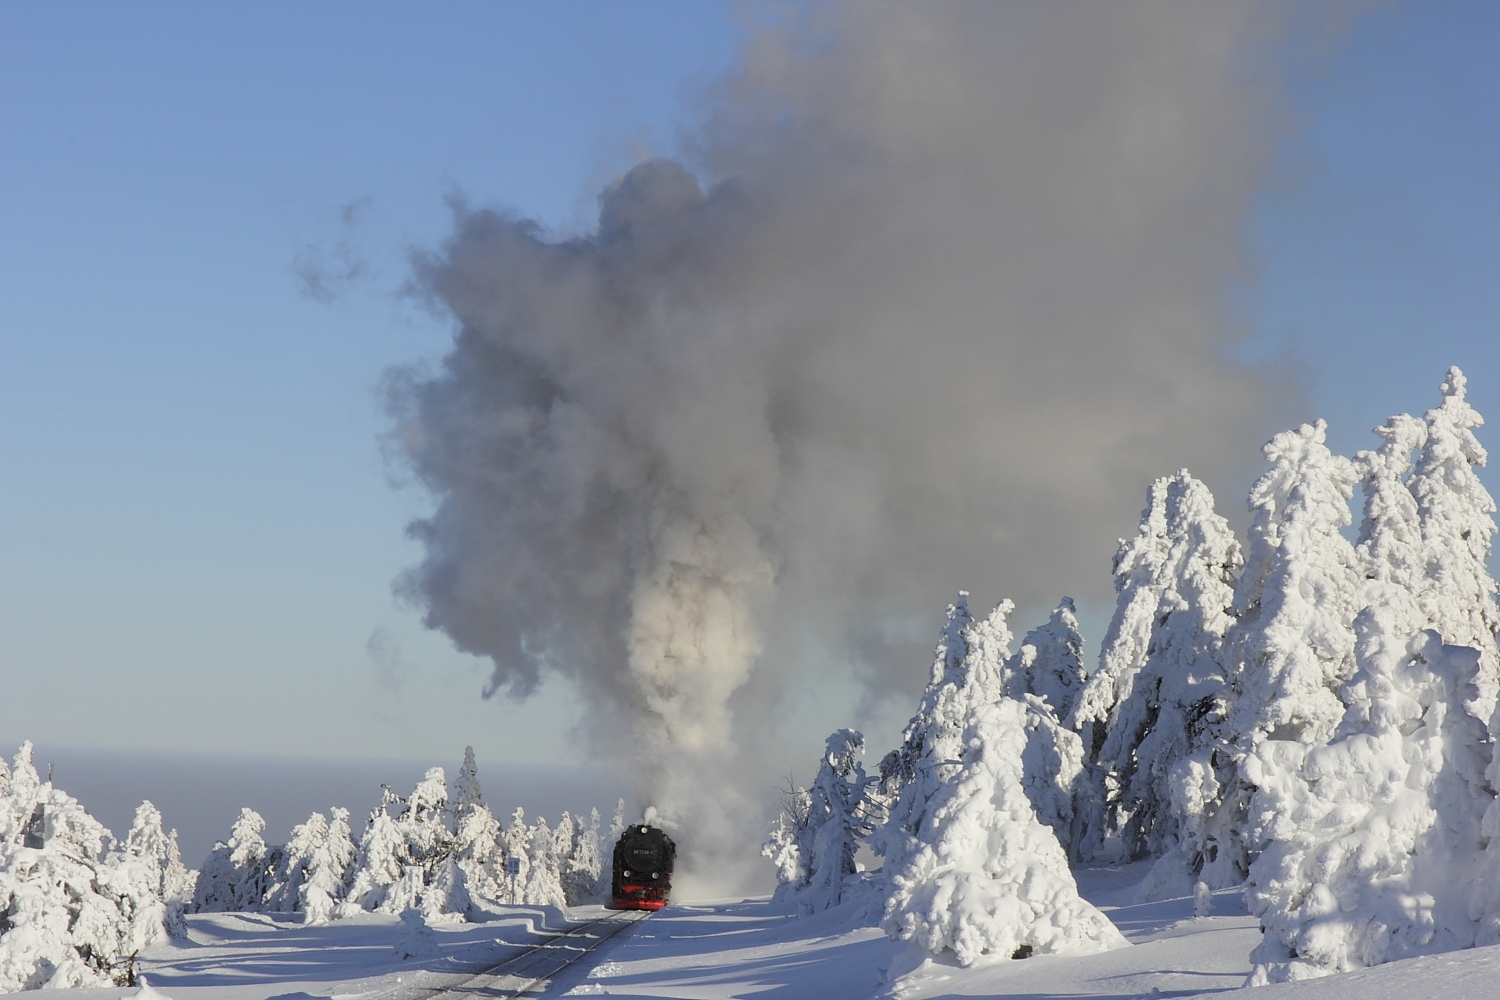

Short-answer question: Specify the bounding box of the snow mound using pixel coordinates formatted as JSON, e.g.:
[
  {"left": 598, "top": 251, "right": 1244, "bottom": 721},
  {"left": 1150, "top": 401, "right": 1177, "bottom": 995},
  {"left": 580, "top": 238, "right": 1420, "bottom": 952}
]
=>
[{"left": 391, "top": 908, "right": 438, "bottom": 961}]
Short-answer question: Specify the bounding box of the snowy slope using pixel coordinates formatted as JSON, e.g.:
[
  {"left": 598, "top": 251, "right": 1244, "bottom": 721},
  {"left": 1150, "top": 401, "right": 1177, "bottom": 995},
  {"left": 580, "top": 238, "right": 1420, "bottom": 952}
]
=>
[{"left": 24, "top": 867, "right": 1500, "bottom": 1000}]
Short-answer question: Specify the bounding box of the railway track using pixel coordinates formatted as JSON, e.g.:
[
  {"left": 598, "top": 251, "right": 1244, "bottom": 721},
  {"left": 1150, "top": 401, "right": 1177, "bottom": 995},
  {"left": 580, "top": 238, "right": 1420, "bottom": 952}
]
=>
[{"left": 373, "top": 909, "right": 651, "bottom": 1000}]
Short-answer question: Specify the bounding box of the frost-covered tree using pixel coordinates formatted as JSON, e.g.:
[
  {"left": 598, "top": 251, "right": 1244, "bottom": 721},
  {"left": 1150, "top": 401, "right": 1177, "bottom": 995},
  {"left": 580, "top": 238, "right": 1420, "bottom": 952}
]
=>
[
  {"left": 193, "top": 808, "right": 272, "bottom": 913},
  {"left": 1008, "top": 599, "right": 1087, "bottom": 723},
  {"left": 400, "top": 767, "right": 454, "bottom": 880},
  {"left": 776, "top": 730, "right": 871, "bottom": 912},
  {"left": 1354, "top": 412, "right": 1428, "bottom": 633},
  {"left": 446, "top": 747, "right": 501, "bottom": 899},
  {"left": 1069, "top": 480, "right": 1177, "bottom": 858},
  {"left": 1408, "top": 367, "right": 1500, "bottom": 728},
  {"left": 497, "top": 807, "right": 531, "bottom": 904},
  {"left": 870, "top": 594, "right": 989, "bottom": 871},
  {"left": 263, "top": 812, "right": 328, "bottom": 913},
  {"left": 881, "top": 700, "right": 1129, "bottom": 967},
  {"left": 301, "top": 807, "right": 355, "bottom": 924},
  {"left": 1085, "top": 473, "right": 1243, "bottom": 888},
  {"left": 523, "top": 816, "right": 566, "bottom": 909},
  {"left": 763, "top": 785, "right": 813, "bottom": 900},
  {"left": 1244, "top": 612, "right": 1490, "bottom": 983},
  {"left": 343, "top": 787, "right": 411, "bottom": 912},
  {"left": 1231, "top": 420, "right": 1361, "bottom": 745},
  {"left": 563, "top": 808, "right": 603, "bottom": 905},
  {"left": 0, "top": 743, "right": 167, "bottom": 990},
  {"left": 120, "top": 800, "right": 191, "bottom": 938}
]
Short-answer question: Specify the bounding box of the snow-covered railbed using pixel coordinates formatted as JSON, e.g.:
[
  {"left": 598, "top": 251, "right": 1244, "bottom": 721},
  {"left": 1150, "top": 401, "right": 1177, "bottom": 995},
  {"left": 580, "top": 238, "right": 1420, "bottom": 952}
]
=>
[{"left": 24, "top": 877, "right": 1500, "bottom": 1000}]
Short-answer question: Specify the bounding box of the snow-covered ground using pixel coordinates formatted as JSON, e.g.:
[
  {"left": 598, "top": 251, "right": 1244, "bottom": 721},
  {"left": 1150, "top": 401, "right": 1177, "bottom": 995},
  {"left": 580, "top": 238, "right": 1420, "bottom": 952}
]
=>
[{"left": 28, "top": 862, "right": 1500, "bottom": 1000}]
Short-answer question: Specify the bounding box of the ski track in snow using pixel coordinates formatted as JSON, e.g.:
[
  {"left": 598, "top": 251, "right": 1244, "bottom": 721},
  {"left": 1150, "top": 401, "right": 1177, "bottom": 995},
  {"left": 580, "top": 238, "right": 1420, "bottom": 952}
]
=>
[{"left": 25, "top": 870, "right": 1500, "bottom": 1000}]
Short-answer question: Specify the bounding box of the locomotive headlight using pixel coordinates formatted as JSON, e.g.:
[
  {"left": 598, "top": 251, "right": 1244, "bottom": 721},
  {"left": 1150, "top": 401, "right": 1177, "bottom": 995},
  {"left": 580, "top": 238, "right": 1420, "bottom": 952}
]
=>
[
  {"left": 651, "top": 872, "right": 658, "bottom": 879},
  {"left": 623, "top": 870, "right": 631, "bottom": 878}
]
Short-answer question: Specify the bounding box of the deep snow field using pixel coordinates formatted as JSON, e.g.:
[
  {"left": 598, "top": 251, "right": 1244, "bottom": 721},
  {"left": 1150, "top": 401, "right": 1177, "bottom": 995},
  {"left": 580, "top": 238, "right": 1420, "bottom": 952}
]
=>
[{"left": 31, "top": 862, "right": 1500, "bottom": 1000}]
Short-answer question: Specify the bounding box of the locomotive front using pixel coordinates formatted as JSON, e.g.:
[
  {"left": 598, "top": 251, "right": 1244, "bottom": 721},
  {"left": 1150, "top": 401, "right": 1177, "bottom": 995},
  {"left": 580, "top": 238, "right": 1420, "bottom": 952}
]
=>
[{"left": 611, "top": 824, "right": 676, "bottom": 910}]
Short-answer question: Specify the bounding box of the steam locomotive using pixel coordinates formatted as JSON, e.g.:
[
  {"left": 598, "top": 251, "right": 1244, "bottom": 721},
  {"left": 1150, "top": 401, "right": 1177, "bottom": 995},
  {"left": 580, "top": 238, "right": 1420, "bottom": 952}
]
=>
[{"left": 611, "top": 823, "right": 676, "bottom": 910}]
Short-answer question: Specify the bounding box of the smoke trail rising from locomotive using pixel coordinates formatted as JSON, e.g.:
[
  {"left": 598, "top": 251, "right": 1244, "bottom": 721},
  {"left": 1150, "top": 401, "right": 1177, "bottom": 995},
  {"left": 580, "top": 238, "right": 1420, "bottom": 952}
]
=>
[{"left": 387, "top": 2, "right": 1322, "bottom": 890}]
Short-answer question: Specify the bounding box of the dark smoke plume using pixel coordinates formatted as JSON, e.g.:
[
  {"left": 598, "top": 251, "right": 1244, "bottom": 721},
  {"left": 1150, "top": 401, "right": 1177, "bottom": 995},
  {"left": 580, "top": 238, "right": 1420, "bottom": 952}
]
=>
[{"left": 387, "top": 2, "right": 1314, "bottom": 893}]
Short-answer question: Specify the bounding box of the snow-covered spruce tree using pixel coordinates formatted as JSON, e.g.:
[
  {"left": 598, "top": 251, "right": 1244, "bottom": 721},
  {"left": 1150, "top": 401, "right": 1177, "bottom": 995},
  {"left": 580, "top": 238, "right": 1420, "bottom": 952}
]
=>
[
  {"left": 1231, "top": 419, "right": 1362, "bottom": 745},
  {"left": 1244, "top": 610, "right": 1490, "bottom": 984},
  {"left": 787, "top": 730, "right": 872, "bottom": 912},
  {"left": 497, "top": 807, "right": 532, "bottom": 904},
  {"left": 1087, "top": 472, "right": 1242, "bottom": 891},
  {"left": 1008, "top": 599, "right": 1087, "bottom": 723},
  {"left": 301, "top": 807, "right": 355, "bottom": 924},
  {"left": 342, "top": 787, "right": 412, "bottom": 912},
  {"left": 882, "top": 700, "right": 1129, "bottom": 967},
  {"left": 763, "top": 784, "right": 812, "bottom": 900},
  {"left": 263, "top": 811, "right": 328, "bottom": 913},
  {"left": 447, "top": 747, "right": 501, "bottom": 899},
  {"left": 563, "top": 808, "right": 603, "bottom": 905},
  {"left": 1069, "top": 480, "right": 1176, "bottom": 860},
  {"left": 1204, "top": 421, "right": 1363, "bottom": 889},
  {"left": 1408, "top": 367, "right": 1500, "bottom": 728},
  {"left": 523, "top": 816, "right": 567, "bottom": 909},
  {"left": 599, "top": 799, "right": 626, "bottom": 896},
  {"left": 120, "top": 800, "right": 192, "bottom": 938},
  {"left": 421, "top": 858, "right": 473, "bottom": 923},
  {"left": 868, "top": 594, "right": 982, "bottom": 873},
  {"left": 193, "top": 807, "right": 272, "bottom": 913},
  {"left": 400, "top": 767, "right": 454, "bottom": 881},
  {"left": 0, "top": 743, "right": 168, "bottom": 990}
]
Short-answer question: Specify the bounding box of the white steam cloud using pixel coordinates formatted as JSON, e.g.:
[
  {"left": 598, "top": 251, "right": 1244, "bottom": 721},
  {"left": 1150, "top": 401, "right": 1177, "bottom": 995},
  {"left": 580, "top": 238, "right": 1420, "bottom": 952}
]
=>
[{"left": 387, "top": 2, "right": 1317, "bottom": 892}]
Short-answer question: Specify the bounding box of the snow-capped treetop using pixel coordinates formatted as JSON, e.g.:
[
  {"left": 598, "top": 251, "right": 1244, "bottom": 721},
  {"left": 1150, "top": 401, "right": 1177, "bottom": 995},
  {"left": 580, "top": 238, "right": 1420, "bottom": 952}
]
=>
[
  {"left": 930, "top": 592, "right": 974, "bottom": 687},
  {"left": 227, "top": 808, "right": 267, "bottom": 872},
  {"left": 453, "top": 747, "right": 483, "bottom": 813},
  {"left": 122, "top": 800, "right": 189, "bottom": 904},
  {"left": 1231, "top": 420, "right": 1361, "bottom": 745},
  {"left": 1008, "top": 598, "right": 1087, "bottom": 722},
  {"left": 1408, "top": 367, "right": 1500, "bottom": 727}
]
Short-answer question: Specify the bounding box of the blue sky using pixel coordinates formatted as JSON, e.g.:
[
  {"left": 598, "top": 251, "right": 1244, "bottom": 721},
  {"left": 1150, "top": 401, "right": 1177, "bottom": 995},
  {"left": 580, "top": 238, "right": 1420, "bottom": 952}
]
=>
[{"left": 0, "top": 1, "right": 1495, "bottom": 769}]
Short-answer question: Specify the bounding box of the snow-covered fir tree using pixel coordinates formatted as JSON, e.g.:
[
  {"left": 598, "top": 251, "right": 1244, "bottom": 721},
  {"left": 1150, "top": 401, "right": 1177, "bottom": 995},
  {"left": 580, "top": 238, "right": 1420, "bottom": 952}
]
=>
[
  {"left": 343, "top": 787, "right": 411, "bottom": 912},
  {"left": 869, "top": 594, "right": 987, "bottom": 872},
  {"left": 1408, "top": 367, "right": 1500, "bottom": 727},
  {"left": 1230, "top": 419, "right": 1362, "bottom": 745},
  {"left": 881, "top": 700, "right": 1128, "bottom": 967},
  {"left": 301, "top": 807, "right": 355, "bottom": 924},
  {"left": 763, "top": 785, "right": 813, "bottom": 900},
  {"left": 774, "top": 730, "right": 871, "bottom": 912},
  {"left": 562, "top": 808, "right": 603, "bottom": 905},
  {"left": 120, "top": 800, "right": 192, "bottom": 938},
  {"left": 523, "top": 816, "right": 566, "bottom": 909},
  {"left": 1244, "top": 611, "right": 1490, "bottom": 983},
  {"left": 498, "top": 807, "right": 532, "bottom": 904},
  {"left": 1069, "top": 479, "right": 1177, "bottom": 859},
  {"left": 1087, "top": 472, "right": 1243, "bottom": 890},
  {"left": 193, "top": 808, "right": 271, "bottom": 913}
]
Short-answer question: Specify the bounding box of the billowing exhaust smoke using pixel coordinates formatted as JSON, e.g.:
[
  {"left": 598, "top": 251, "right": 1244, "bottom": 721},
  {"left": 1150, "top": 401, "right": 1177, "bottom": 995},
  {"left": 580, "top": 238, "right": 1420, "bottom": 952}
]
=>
[{"left": 386, "top": 2, "right": 1307, "bottom": 892}]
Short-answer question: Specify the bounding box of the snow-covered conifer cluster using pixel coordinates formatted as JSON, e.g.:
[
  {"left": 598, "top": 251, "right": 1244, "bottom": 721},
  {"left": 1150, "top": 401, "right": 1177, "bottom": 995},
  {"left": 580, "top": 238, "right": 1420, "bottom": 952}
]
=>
[
  {"left": 0, "top": 743, "right": 189, "bottom": 990},
  {"left": 191, "top": 746, "right": 608, "bottom": 923},
  {"left": 765, "top": 367, "right": 1500, "bottom": 983}
]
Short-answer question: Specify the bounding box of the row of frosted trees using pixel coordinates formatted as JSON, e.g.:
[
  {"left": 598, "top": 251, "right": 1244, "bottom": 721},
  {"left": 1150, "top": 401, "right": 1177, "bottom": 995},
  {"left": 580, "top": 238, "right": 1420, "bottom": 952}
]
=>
[
  {"left": 767, "top": 367, "right": 1500, "bottom": 984},
  {"left": 0, "top": 742, "right": 620, "bottom": 991},
  {"left": 191, "top": 747, "right": 622, "bottom": 923}
]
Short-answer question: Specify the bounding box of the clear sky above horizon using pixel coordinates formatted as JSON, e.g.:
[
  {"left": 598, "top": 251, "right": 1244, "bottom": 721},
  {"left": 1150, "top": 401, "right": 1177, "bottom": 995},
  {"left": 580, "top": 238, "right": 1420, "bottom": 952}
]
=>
[{"left": 0, "top": 1, "right": 1496, "bottom": 770}]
